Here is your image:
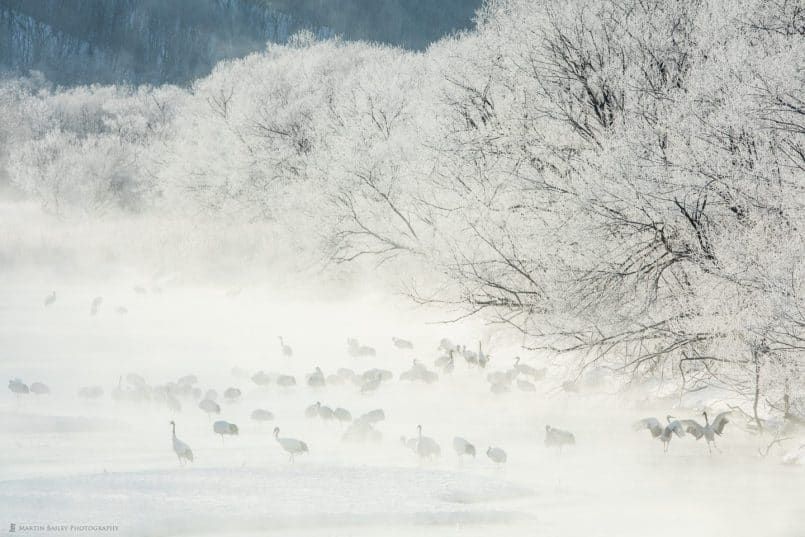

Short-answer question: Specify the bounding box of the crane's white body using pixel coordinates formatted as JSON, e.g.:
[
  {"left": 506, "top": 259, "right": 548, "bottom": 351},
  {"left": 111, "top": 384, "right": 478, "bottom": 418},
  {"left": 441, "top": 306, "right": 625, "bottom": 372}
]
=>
[
  {"left": 198, "top": 398, "right": 221, "bottom": 418},
  {"left": 166, "top": 395, "right": 181, "bottom": 413},
  {"left": 8, "top": 378, "right": 29, "bottom": 396},
  {"left": 434, "top": 351, "right": 453, "bottom": 368},
  {"left": 514, "top": 357, "right": 546, "bottom": 380},
  {"left": 400, "top": 361, "right": 438, "bottom": 383},
  {"left": 487, "top": 446, "right": 507, "bottom": 465},
  {"left": 334, "top": 407, "right": 352, "bottom": 423},
  {"left": 305, "top": 402, "right": 321, "bottom": 419},
  {"left": 441, "top": 355, "right": 454, "bottom": 375},
  {"left": 177, "top": 375, "right": 198, "bottom": 386},
  {"left": 438, "top": 338, "right": 455, "bottom": 353},
  {"left": 360, "top": 376, "right": 382, "bottom": 393},
  {"left": 517, "top": 379, "right": 536, "bottom": 392},
  {"left": 170, "top": 421, "right": 193, "bottom": 465},
  {"left": 359, "top": 409, "right": 385, "bottom": 424},
  {"left": 223, "top": 387, "right": 241, "bottom": 400},
  {"left": 343, "top": 418, "right": 381, "bottom": 443},
  {"left": 347, "top": 338, "right": 376, "bottom": 357},
  {"left": 461, "top": 345, "right": 478, "bottom": 368},
  {"left": 274, "top": 427, "right": 308, "bottom": 462},
  {"left": 307, "top": 367, "right": 326, "bottom": 387},
  {"left": 124, "top": 373, "right": 145, "bottom": 388},
  {"left": 279, "top": 337, "right": 293, "bottom": 357},
  {"left": 545, "top": 425, "right": 576, "bottom": 452},
  {"left": 276, "top": 375, "right": 296, "bottom": 387},
  {"left": 30, "top": 382, "right": 50, "bottom": 395},
  {"left": 213, "top": 420, "right": 239, "bottom": 441},
  {"left": 251, "top": 372, "right": 271, "bottom": 386},
  {"left": 415, "top": 425, "right": 441, "bottom": 459},
  {"left": 318, "top": 404, "right": 334, "bottom": 420},
  {"left": 251, "top": 409, "right": 274, "bottom": 422},
  {"left": 90, "top": 296, "right": 103, "bottom": 315},
  {"left": 400, "top": 436, "right": 418, "bottom": 452},
  {"left": 392, "top": 337, "right": 414, "bottom": 350},
  {"left": 77, "top": 386, "right": 103, "bottom": 399},
  {"left": 453, "top": 436, "right": 476, "bottom": 459},
  {"left": 477, "top": 342, "right": 489, "bottom": 368}
]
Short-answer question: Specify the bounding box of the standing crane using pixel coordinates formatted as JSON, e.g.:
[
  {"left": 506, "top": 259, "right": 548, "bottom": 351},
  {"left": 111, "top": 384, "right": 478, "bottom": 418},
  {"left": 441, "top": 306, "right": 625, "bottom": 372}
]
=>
[
  {"left": 251, "top": 409, "right": 274, "bottom": 422},
  {"left": 30, "top": 382, "right": 50, "bottom": 395},
  {"left": 90, "top": 296, "right": 103, "bottom": 316},
  {"left": 415, "top": 425, "right": 441, "bottom": 459},
  {"left": 170, "top": 421, "right": 194, "bottom": 465},
  {"left": 198, "top": 398, "right": 221, "bottom": 419},
  {"left": 278, "top": 336, "right": 293, "bottom": 357},
  {"left": 514, "top": 357, "right": 546, "bottom": 380},
  {"left": 486, "top": 446, "right": 507, "bottom": 466},
  {"left": 8, "top": 379, "right": 29, "bottom": 401},
  {"left": 273, "top": 427, "right": 308, "bottom": 462},
  {"left": 544, "top": 425, "right": 576, "bottom": 453},
  {"left": 478, "top": 342, "right": 490, "bottom": 368},
  {"left": 392, "top": 337, "right": 414, "bottom": 350},
  {"left": 213, "top": 420, "right": 239, "bottom": 443},
  {"left": 453, "top": 436, "right": 476, "bottom": 460}
]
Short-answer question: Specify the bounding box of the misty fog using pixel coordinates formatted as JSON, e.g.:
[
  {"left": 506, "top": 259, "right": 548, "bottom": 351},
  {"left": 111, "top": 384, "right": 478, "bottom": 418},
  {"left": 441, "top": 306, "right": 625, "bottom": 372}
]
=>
[{"left": 1, "top": 0, "right": 804, "bottom": 536}]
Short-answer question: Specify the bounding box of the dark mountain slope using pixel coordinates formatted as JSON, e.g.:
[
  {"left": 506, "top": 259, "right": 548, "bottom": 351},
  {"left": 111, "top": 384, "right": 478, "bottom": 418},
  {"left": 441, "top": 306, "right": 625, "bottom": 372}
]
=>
[{"left": 0, "top": 0, "right": 480, "bottom": 85}]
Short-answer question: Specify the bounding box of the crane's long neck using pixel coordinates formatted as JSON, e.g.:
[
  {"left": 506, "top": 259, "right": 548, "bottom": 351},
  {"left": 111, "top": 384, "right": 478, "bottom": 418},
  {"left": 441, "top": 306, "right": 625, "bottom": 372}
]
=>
[
  {"left": 704, "top": 412, "right": 710, "bottom": 426},
  {"left": 418, "top": 426, "right": 422, "bottom": 439},
  {"left": 171, "top": 423, "right": 176, "bottom": 437}
]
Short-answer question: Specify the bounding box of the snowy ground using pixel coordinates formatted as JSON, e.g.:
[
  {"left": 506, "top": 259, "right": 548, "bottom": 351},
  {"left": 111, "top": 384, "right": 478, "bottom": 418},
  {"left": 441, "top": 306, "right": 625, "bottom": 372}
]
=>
[{"left": 1, "top": 277, "right": 804, "bottom": 536}]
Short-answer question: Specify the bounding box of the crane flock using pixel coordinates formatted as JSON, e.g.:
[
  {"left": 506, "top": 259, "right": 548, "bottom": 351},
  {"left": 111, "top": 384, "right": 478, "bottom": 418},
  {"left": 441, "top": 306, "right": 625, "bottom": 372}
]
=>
[
  {"left": 8, "top": 342, "right": 752, "bottom": 469},
  {"left": 9, "top": 287, "right": 796, "bottom": 476}
]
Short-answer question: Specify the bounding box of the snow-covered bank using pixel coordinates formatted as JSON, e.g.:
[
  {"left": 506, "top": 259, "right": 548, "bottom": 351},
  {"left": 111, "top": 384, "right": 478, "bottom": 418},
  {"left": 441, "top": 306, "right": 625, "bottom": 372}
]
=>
[{"left": 0, "top": 466, "right": 533, "bottom": 535}]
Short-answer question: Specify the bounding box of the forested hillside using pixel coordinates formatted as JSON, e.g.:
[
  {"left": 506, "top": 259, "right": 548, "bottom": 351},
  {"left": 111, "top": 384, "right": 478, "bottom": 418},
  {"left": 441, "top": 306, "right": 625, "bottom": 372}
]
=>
[{"left": 0, "top": 0, "right": 479, "bottom": 85}]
